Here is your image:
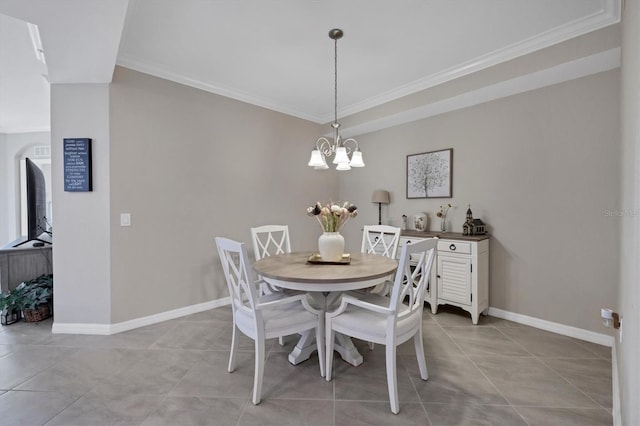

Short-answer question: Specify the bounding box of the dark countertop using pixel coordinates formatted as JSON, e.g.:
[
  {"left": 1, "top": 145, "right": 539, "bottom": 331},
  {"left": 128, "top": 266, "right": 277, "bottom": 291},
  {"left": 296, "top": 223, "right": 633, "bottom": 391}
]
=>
[{"left": 401, "top": 230, "right": 490, "bottom": 241}]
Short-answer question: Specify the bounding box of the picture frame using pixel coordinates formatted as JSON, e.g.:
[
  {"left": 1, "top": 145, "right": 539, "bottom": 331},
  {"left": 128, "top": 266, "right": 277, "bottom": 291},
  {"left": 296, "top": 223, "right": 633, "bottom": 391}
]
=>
[
  {"left": 63, "top": 138, "right": 93, "bottom": 192},
  {"left": 406, "top": 148, "right": 452, "bottom": 199}
]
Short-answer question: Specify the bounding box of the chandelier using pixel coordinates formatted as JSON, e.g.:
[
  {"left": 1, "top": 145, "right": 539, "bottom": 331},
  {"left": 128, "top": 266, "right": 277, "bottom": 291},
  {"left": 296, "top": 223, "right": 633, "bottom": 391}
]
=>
[{"left": 308, "top": 29, "right": 364, "bottom": 171}]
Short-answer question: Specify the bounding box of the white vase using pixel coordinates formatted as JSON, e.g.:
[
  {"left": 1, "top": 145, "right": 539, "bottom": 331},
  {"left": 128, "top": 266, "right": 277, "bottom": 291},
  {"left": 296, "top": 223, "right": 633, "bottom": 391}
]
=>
[{"left": 318, "top": 232, "right": 345, "bottom": 261}]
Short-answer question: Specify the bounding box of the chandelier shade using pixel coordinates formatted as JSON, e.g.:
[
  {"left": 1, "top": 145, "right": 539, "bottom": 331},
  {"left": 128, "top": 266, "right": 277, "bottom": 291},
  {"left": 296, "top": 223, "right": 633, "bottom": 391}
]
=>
[{"left": 308, "top": 29, "right": 364, "bottom": 171}]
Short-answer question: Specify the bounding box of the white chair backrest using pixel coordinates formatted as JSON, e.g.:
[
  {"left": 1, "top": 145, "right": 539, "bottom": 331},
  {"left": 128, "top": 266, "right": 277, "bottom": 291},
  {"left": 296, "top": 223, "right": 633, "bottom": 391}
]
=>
[
  {"left": 389, "top": 238, "right": 437, "bottom": 316},
  {"left": 216, "top": 237, "right": 259, "bottom": 313},
  {"left": 361, "top": 225, "right": 401, "bottom": 259},
  {"left": 251, "top": 225, "right": 291, "bottom": 261}
]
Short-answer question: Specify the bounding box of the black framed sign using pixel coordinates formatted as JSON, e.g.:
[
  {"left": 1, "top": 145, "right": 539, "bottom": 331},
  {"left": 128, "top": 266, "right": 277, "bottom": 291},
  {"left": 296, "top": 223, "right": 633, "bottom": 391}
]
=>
[
  {"left": 406, "top": 148, "right": 453, "bottom": 199},
  {"left": 63, "top": 138, "right": 93, "bottom": 192}
]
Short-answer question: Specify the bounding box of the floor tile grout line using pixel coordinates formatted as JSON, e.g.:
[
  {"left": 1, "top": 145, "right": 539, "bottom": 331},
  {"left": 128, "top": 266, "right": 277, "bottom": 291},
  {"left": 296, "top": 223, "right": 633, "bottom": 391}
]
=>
[
  {"left": 436, "top": 320, "right": 533, "bottom": 426},
  {"left": 509, "top": 404, "right": 533, "bottom": 426},
  {"left": 509, "top": 403, "right": 614, "bottom": 409},
  {"left": 401, "top": 339, "right": 434, "bottom": 425},
  {"left": 333, "top": 375, "right": 336, "bottom": 426},
  {"left": 535, "top": 355, "right": 612, "bottom": 412},
  {"left": 138, "top": 393, "right": 169, "bottom": 425},
  {"left": 465, "top": 319, "right": 611, "bottom": 414},
  {"left": 444, "top": 317, "right": 610, "bottom": 414},
  {"left": 492, "top": 324, "right": 538, "bottom": 357},
  {"left": 497, "top": 322, "right": 610, "bottom": 410},
  {"left": 572, "top": 338, "right": 612, "bottom": 360},
  {"left": 234, "top": 396, "right": 252, "bottom": 426},
  {"left": 419, "top": 401, "right": 433, "bottom": 426},
  {"left": 41, "top": 392, "right": 85, "bottom": 426}
]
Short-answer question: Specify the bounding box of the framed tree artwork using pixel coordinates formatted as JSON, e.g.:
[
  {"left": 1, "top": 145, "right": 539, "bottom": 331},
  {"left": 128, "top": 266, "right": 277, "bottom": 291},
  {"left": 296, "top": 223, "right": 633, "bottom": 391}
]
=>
[{"left": 406, "top": 148, "right": 452, "bottom": 198}]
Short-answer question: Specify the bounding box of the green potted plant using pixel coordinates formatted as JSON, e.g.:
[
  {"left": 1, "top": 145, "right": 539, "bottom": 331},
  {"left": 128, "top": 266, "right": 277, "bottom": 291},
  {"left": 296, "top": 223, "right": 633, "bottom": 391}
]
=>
[
  {"left": 0, "top": 284, "right": 26, "bottom": 325},
  {"left": 0, "top": 274, "right": 53, "bottom": 325},
  {"left": 21, "top": 274, "right": 53, "bottom": 322}
]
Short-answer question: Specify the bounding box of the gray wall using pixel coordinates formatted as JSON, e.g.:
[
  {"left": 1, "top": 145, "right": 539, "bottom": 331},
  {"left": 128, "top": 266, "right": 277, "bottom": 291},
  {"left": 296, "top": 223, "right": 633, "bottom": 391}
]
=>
[
  {"left": 617, "top": 0, "right": 640, "bottom": 423},
  {"left": 108, "top": 67, "right": 336, "bottom": 323},
  {"left": 339, "top": 69, "right": 620, "bottom": 334}
]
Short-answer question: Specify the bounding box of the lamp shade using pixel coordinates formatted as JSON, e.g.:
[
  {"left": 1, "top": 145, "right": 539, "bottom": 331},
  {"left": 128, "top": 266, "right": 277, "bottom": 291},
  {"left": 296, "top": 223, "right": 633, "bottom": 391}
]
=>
[
  {"left": 336, "top": 161, "right": 351, "bottom": 171},
  {"left": 333, "top": 147, "right": 350, "bottom": 164},
  {"left": 371, "top": 190, "right": 390, "bottom": 204},
  {"left": 349, "top": 151, "right": 365, "bottom": 167},
  {"left": 308, "top": 150, "right": 326, "bottom": 167}
]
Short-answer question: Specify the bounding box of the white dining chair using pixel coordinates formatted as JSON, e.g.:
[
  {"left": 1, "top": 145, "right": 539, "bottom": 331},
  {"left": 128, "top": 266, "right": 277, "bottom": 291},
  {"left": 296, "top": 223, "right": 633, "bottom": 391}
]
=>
[
  {"left": 325, "top": 238, "right": 437, "bottom": 414},
  {"left": 251, "top": 225, "right": 291, "bottom": 260},
  {"left": 251, "top": 225, "right": 292, "bottom": 295},
  {"left": 215, "top": 237, "right": 325, "bottom": 405},
  {"left": 361, "top": 224, "right": 401, "bottom": 258},
  {"left": 360, "top": 225, "right": 401, "bottom": 296},
  {"left": 251, "top": 225, "right": 296, "bottom": 345}
]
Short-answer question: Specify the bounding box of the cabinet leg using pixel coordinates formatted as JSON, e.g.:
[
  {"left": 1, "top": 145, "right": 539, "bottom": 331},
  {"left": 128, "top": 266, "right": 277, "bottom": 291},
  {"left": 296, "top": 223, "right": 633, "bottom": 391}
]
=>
[
  {"left": 471, "top": 313, "right": 479, "bottom": 325},
  {"left": 430, "top": 302, "right": 438, "bottom": 315}
]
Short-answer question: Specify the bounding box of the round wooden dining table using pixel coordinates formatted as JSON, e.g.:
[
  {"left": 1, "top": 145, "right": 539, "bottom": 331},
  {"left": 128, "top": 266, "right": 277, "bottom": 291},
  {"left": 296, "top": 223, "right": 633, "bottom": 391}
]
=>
[{"left": 254, "top": 251, "right": 398, "bottom": 367}]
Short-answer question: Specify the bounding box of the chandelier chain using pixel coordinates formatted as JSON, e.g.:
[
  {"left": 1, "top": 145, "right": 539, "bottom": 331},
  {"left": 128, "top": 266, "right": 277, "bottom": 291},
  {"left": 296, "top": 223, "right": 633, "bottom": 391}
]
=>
[{"left": 334, "top": 36, "right": 338, "bottom": 125}]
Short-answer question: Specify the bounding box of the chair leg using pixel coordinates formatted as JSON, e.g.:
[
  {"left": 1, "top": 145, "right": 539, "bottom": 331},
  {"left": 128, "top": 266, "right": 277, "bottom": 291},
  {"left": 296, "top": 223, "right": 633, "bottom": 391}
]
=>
[
  {"left": 385, "top": 344, "right": 399, "bottom": 414},
  {"left": 325, "top": 319, "right": 335, "bottom": 382},
  {"left": 278, "top": 336, "right": 286, "bottom": 346},
  {"left": 252, "top": 338, "right": 265, "bottom": 405},
  {"left": 228, "top": 323, "right": 239, "bottom": 373},
  {"left": 414, "top": 331, "right": 428, "bottom": 381}
]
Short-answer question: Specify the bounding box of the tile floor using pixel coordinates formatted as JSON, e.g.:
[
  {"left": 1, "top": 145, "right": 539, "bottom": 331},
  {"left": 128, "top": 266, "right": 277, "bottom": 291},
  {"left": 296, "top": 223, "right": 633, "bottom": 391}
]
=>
[{"left": 0, "top": 305, "right": 613, "bottom": 425}]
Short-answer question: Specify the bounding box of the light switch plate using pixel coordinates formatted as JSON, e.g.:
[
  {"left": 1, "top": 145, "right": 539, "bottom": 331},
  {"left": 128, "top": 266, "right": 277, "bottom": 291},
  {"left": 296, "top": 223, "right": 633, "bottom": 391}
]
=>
[{"left": 120, "top": 213, "right": 131, "bottom": 227}]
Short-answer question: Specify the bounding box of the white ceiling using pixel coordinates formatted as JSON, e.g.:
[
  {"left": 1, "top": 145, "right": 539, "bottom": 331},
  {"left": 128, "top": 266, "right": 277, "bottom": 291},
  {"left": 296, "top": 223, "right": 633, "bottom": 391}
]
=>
[{"left": 0, "top": 0, "right": 620, "bottom": 133}]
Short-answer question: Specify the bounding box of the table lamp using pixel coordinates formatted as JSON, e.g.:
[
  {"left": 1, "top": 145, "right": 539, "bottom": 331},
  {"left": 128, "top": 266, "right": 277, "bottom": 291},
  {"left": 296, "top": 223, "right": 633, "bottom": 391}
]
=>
[{"left": 371, "top": 190, "right": 390, "bottom": 225}]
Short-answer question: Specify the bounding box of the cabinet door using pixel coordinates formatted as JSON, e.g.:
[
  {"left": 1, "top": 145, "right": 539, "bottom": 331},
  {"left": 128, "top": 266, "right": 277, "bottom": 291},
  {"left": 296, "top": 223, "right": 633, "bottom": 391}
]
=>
[{"left": 437, "top": 254, "right": 471, "bottom": 305}]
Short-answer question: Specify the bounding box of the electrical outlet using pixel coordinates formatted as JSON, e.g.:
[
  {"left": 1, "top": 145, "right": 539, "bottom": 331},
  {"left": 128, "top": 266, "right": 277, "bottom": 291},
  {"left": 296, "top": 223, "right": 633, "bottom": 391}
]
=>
[
  {"left": 601, "top": 308, "right": 613, "bottom": 327},
  {"left": 120, "top": 213, "right": 131, "bottom": 227}
]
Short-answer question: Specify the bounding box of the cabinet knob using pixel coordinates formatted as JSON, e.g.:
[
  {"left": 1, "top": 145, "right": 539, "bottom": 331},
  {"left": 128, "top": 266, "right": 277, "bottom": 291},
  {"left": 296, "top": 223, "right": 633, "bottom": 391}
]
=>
[{"left": 449, "top": 244, "right": 456, "bottom": 251}]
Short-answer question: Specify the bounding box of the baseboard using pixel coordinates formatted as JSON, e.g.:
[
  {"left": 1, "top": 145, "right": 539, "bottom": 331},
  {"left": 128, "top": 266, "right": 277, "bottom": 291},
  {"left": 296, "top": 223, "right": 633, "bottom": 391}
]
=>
[
  {"left": 51, "top": 297, "right": 231, "bottom": 335},
  {"left": 51, "top": 322, "right": 112, "bottom": 335},
  {"left": 488, "top": 307, "right": 615, "bottom": 347},
  {"left": 51, "top": 300, "right": 614, "bottom": 346},
  {"left": 612, "top": 344, "right": 621, "bottom": 426}
]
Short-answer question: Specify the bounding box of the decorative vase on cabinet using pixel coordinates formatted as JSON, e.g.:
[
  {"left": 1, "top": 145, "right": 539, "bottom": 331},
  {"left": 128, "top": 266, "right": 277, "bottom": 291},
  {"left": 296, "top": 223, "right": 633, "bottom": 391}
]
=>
[{"left": 318, "top": 232, "right": 345, "bottom": 261}]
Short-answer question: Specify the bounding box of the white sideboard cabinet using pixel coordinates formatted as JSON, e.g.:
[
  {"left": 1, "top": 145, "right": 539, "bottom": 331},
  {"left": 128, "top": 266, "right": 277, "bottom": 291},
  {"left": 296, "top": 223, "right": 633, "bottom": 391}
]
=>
[{"left": 399, "top": 230, "right": 489, "bottom": 324}]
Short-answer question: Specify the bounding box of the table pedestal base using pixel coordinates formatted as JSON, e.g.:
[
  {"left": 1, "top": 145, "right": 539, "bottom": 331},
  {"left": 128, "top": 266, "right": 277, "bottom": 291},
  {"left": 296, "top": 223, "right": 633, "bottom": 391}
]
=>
[{"left": 287, "top": 330, "right": 364, "bottom": 367}]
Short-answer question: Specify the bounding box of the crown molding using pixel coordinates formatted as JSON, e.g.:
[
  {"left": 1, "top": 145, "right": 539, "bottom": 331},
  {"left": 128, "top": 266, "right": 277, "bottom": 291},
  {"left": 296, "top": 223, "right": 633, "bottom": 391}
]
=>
[
  {"left": 341, "top": 47, "right": 620, "bottom": 138},
  {"left": 335, "top": 0, "right": 620, "bottom": 121},
  {"left": 340, "top": 47, "right": 620, "bottom": 138},
  {"left": 116, "top": 56, "right": 323, "bottom": 123}
]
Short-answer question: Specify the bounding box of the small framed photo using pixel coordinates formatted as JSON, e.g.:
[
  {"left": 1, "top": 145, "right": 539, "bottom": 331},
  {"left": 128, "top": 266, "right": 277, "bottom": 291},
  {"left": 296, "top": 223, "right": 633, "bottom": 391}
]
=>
[{"left": 406, "top": 148, "right": 452, "bottom": 199}]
